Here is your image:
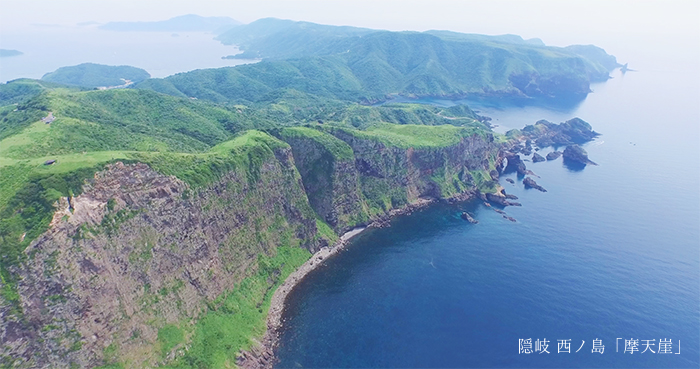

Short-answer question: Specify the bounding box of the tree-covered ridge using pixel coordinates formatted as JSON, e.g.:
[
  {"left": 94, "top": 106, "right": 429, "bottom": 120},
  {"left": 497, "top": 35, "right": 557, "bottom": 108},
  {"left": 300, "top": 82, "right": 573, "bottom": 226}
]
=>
[
  {"left": 0, "top": 79, "right": 84, "bottom": 106},
  {"left": 42, "top": 63, "right": 151, "bottom": 88},
  {"left": 142, "top": 20, "right": 620, "bottom": 104},
  {"left": 216, "top": 18, "right": 375, "bottom": 60}
]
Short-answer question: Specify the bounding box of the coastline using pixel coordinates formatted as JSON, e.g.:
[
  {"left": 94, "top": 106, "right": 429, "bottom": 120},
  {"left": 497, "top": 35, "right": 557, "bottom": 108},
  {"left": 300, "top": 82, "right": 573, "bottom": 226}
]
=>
[{"left": 236, "top": 196, "right": 445, "bottom": 368}]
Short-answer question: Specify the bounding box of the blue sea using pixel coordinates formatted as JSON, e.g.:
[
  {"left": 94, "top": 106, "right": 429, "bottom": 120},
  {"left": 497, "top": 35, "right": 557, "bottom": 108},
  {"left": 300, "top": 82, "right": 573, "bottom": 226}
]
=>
[{"left": 275, "top": 52, "right": 700, "bottom": 366}]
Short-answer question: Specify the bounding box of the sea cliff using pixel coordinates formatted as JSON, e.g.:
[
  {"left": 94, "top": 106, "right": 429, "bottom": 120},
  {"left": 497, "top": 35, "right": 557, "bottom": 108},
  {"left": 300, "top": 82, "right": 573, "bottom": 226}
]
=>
[{"left": 1, "top": 125, "right": 501, "bottom": 368}]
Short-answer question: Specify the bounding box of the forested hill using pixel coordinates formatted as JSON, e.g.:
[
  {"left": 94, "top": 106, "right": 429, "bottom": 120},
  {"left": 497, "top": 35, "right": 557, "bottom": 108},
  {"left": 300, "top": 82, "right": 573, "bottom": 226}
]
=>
[
  {"left": 137, "top": 18, "right": 620, "bottom": 104},
  {"left": 42, "top": 63, "right": 151, "bottom": 89}
]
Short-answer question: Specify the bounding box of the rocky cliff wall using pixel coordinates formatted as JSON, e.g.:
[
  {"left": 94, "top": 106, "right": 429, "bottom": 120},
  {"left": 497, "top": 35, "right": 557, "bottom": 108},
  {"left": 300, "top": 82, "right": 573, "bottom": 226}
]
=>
[
  {"left": 324, "top": 128, "right": 499, "bottom": 215},
  {"left": 2, "top": 144, "right": 323, "bottom": 368},
  {"left": 1, "top": 126, "right": 502, "bottom": 368},
  {"left": 274, "top": 128, "right": 369, "bottom": 234}
]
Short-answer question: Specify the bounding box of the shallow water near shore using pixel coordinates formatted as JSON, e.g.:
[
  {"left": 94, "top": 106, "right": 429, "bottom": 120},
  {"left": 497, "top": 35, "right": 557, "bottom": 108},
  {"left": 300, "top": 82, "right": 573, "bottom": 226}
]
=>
[{"left": 275, "top": 62, "right": 700, "bottom": 366}]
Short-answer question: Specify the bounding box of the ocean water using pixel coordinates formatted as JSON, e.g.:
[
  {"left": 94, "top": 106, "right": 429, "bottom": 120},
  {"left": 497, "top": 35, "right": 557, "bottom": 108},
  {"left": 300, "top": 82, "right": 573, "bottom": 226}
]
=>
[
  {"left": 0, "top": 26, "right": 255, "bottom": 82},
  {"left": 275, "top": 64, "right": 700, "bottom": 366}
]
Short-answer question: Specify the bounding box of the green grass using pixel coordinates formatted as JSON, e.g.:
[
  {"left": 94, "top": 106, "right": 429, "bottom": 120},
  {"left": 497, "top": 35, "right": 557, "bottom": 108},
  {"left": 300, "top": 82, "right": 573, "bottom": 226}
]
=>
[
  {"left": 315, "top": 219, "right": 338, "bottom": 243},
  {"left": 277, "top": 126, "right": 355, "bottom": 160},
  {"left": 158, "top": 324, "right": 185, "bottom": 357},
  {"left": 166, "top": 246, "right": 311, "bottom": 369},
  {"left": 327, "top": 123, "right": 484, "bottom": 149},
  {"left": 0, "top": 75, "right": 502, "bottom": 368},
  {"left": 0, "top": 129, "right": 290, "bottom": 320},
  {"left": 0, "top": 78, "right": 83, "bottom": 106},
  {"left": 470, "top": 169, "right": 498, "bottom": 193}
]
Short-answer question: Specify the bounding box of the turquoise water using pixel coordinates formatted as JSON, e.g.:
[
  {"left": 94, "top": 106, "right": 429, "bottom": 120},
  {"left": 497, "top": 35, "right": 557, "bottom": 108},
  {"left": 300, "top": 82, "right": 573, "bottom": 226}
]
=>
[{"left": 275, "top": 67, "right": 700, "bottom": 366}]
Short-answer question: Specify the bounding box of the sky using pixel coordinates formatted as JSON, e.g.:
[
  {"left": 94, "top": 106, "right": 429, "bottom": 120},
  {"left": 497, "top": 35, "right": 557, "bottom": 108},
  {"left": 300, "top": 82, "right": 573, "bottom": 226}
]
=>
[{"left": 1, "top": 0, "right": 699, "bottom": 66}]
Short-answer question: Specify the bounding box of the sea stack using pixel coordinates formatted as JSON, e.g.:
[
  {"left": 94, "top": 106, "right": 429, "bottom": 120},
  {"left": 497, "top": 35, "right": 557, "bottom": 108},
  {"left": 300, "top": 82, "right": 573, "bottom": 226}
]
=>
[{"left": 563, "top": 145, "right": 597, "bottom": 166}]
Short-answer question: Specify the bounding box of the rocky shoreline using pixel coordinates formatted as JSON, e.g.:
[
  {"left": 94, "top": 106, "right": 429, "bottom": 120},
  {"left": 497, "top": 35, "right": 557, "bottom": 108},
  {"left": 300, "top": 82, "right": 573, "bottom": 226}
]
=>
[
  {"left": 236, "top": 118, "right": 603, "bottom": 368},
  {"left": 236, "top": 196, "right": 444, "bottom": 368}
]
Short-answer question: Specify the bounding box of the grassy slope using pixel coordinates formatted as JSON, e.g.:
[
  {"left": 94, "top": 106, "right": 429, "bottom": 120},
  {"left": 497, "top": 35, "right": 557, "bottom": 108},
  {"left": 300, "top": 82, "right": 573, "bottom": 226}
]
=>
[
  {"left": 0, "top": 79, "right": 84, "bottom": 106},
  {"left": 326, "top": 122, "right": 487, "bottom": 149},
  {"left": 0, "top": 83, "right": 497, "bottom": 368},
  {"left": 276, "top": 126, "right": 354, "bottom": 160}
]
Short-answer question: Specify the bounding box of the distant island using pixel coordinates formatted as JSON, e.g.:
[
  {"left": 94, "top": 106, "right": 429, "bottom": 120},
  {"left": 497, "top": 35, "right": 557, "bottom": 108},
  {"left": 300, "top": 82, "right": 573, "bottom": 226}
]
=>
[
  {"left": 41, "top": 63, "right": 151, "bottom": 89},
  {"left": 0, "top": 49, "right": 23, "bottom": 58},
  {"left": 99, "top": 14, "right": 240, "bottom": 33},
  {"left": 151, "top": 18, "right": 623, "bottom": 105}
]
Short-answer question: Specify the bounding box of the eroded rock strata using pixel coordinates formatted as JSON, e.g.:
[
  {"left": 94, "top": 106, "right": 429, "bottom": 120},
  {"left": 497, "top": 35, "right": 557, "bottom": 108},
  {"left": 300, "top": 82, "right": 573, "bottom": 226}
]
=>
[{"left": 2, "top": 127, "right": 501, "bottom": 368}]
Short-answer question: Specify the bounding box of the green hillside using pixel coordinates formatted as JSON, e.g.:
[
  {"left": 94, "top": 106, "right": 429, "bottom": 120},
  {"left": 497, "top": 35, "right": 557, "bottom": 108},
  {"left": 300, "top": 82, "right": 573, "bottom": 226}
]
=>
[
  {"left": 142, "top": 20, "right": 620, "bottom": 104},
  {"left": 0, "top": 85, "right": 492, "bottom": 292},
  {"left": 216, "top": 18, "right": 374, "bottom": 60},
  {"left": 0, "top": 79, "right": 83, "bottom": 106},
  {"left": 42, "top": 63, "right": 151, "bottom": 88}
]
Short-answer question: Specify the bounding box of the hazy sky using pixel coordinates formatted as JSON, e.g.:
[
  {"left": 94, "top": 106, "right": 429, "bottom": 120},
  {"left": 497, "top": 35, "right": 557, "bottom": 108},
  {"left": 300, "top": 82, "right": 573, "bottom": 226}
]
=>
[{"left": 1, "top": 0, "right": 699, "bottom": 64}]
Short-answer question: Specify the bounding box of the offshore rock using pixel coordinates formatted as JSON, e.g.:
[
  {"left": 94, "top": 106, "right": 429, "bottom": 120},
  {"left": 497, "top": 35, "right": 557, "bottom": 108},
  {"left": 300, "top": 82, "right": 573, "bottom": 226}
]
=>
[
  {"left": 563, "top": 145, "right": 597, "bottom": 166},
  {"left": 485, "top": 193, "right": 522, "bottom": 207},
  {"left": 546, "top": 151, "right": 562, "bottom": 161},
  {"left": 520, "top": 118, "right": 600, "bottom": 148},
  {"left": 532, "top": 152, "right": 545, "bottom": 163},
  {"left": 460, "top": 212, "right": 478, "bottom": 224},
  {"left": 523, "top": 177, "right": 547, "bottom": 192}
]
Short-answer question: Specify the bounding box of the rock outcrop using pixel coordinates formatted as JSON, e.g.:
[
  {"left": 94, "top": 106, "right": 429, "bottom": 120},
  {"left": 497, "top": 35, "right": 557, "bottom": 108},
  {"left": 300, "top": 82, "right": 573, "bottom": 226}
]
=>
[
  {"left": 485, "top": 192, "right": 522, "bottom": 207},
  {"left": 7, "top": 153, "right": 324, "bottom": 368},
  {"left": 532, "top": 152, "right": 545, "bottom": 163},
  {"left": 524, "top": 118, "right": 599, "bottom": 148},
  {"left": 504, "top": 153, "right": 528, "bottom": 176},
  {"left": 274, "top": 128, "right": 369, "bottom": 233},
  {"left": 523, "top": 177, "right": 547, "bottom": 192},
  {"left": 460, "top": 212, "right": 478, "bottom": 224},
  {"left": 563, "top": 144, "right": 597, "bottom": 166},
  {"left": 546, "top": 151, "right": 562, "bottom": 160}
]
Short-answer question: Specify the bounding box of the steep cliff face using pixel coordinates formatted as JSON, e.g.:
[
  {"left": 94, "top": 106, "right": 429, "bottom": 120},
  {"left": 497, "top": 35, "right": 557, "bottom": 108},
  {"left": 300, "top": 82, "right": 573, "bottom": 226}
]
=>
[
  {"left": 275, "top": 125, "right": 500, "bottom": 230},
  {"left": 3, "top": 143, "right": 323, "bottom": 368},
  {"left": 323, "top": 126, "right": 499, "bottom": 215},
  {"left": 273, "top": 127, "right": 369, "bottom": 233},
  {"left": 1, "top": 124, "right": 501, "bottom": 368}
]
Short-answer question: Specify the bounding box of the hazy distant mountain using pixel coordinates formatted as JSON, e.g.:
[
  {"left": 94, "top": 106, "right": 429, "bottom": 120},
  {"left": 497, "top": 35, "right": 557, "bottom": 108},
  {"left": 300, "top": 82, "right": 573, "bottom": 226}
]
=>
[
  {"left": 42, "top": 63, "right": 150, "bottom": 88},
  {"left": 0, "top": 49, "right": 23, "bottom": 58},
  {"left": 100, "top": 14, "right": 241, "bottom": 33},
  {"left": 195, "top": 18, "right": 621, "bottom": 103},
  {"left": 565, "top": 44, "right": 622, "bottom": 71}
]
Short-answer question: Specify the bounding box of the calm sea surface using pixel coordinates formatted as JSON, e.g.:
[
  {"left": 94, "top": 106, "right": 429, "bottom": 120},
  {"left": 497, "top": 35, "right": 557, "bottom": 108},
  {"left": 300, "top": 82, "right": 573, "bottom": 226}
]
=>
[
  {"left": 0, "top": 27, "right": 254, "bottom": 82},
  {"left": 275, "top": 59, "right": 700, "bottom": 366}
]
